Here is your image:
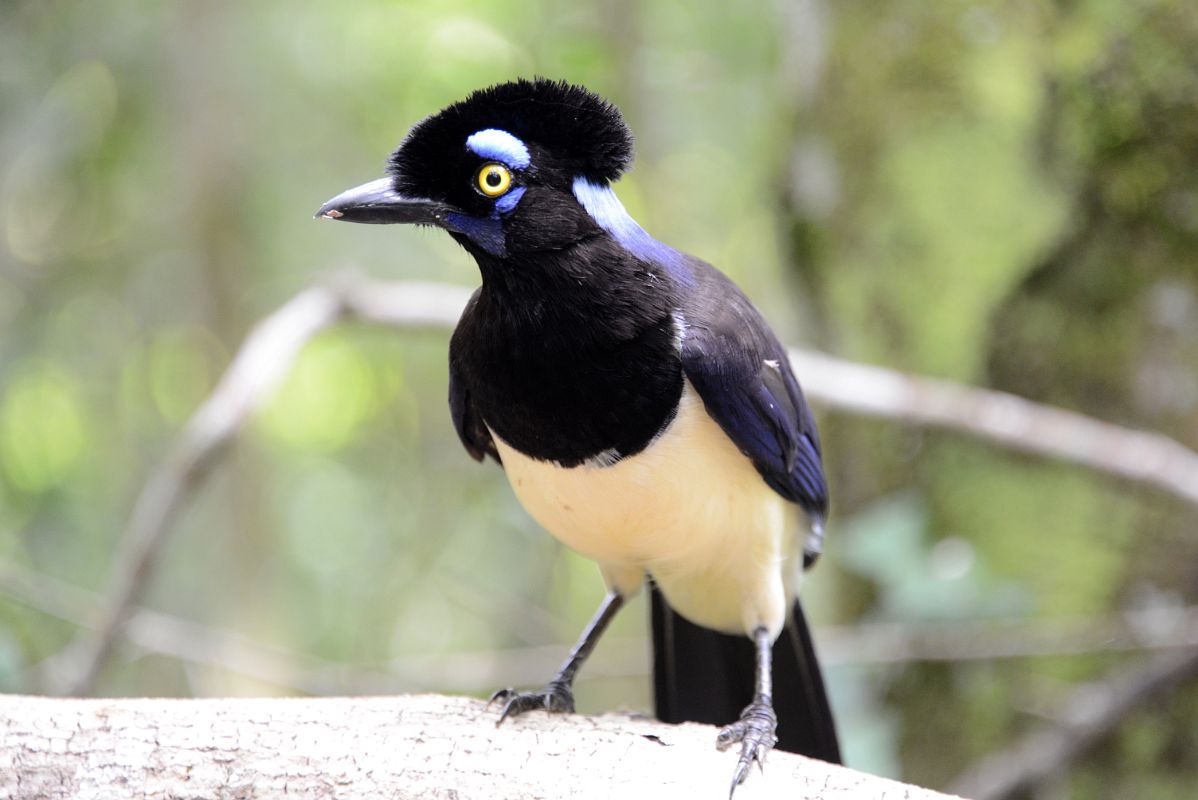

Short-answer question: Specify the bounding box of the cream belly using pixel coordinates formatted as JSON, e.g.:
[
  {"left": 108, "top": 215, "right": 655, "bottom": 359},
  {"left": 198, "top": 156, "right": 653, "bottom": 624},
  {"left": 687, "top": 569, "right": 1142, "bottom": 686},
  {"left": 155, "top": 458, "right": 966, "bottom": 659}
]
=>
[{"left": 490, "top": 382, "right": 803, "bottom": 637}]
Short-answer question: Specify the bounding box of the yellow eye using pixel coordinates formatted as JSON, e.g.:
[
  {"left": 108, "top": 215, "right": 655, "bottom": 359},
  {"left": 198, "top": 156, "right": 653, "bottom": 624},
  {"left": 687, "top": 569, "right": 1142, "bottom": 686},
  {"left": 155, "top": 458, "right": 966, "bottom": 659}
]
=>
[{"left": 476, "top": 163, "right": 512, "bottom": 197}]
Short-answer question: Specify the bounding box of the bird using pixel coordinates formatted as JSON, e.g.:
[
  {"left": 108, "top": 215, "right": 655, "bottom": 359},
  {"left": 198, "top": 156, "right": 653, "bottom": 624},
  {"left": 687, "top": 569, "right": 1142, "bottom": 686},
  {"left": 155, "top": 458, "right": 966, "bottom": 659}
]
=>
[{"left": 315, "top": 78, "right": 841, "bottom": 792}]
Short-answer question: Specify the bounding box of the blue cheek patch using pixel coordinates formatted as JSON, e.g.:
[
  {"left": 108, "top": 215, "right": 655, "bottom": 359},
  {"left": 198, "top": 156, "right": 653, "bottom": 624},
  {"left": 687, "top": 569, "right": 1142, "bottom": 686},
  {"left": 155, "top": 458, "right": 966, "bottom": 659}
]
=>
[
  {"left": 446, "top": 187, "right": 524, "bottom": 258},
  {"left": 466, "top": 129, "right": 531, "bottom": 169},
  {"left": 447, "top": 213, "right": 507, "bottom": 257}
]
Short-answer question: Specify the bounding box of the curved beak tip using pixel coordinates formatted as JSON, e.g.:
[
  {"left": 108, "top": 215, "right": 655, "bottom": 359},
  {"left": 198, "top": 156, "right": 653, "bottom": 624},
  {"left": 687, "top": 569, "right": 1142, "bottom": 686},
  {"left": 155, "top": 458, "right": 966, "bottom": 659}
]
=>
[{"left": 311, "top": 177, "right": 448, "bottom": 226}]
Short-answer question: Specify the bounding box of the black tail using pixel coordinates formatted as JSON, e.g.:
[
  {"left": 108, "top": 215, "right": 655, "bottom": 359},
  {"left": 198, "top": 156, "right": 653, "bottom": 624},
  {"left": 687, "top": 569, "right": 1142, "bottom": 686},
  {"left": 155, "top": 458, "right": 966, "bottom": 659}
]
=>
[{"left": 650, "top": 585, "right": 842, "bottom": 763}]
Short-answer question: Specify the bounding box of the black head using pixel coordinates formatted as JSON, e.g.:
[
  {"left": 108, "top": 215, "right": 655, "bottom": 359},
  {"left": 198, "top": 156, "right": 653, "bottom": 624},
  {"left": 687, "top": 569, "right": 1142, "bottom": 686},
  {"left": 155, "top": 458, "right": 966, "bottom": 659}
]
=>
[
  {"left": 315, "top": 78, "right": 637, "bottom": 259},
  {"left": 392, "top": 78, "right": 633, "bottom": 193}
]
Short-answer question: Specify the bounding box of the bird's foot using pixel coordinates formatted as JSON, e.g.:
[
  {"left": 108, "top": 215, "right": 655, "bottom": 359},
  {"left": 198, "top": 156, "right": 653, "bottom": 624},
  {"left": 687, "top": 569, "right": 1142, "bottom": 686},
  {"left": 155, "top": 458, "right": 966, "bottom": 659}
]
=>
[
  {"left": 488, "top": 679, "right": 575, "bottom": 724},
  {"left": 716, "top": 699, "right": 778, "bottom": 795}
]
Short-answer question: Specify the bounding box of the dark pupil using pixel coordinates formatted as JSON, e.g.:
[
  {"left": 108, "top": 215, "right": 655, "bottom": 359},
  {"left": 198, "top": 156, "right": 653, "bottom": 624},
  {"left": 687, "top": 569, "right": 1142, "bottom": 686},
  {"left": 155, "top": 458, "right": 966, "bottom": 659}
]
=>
[{"left": 485, "top": 170, "right": 502, "bottom": 187}]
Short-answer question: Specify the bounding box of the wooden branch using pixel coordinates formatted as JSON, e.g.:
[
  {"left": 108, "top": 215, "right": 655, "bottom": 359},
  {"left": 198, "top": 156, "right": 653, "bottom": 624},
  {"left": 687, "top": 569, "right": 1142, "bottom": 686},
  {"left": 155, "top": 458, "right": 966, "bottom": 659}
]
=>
[
  {"left": 792, "top": 350, "right": 1198, "bottom": 506},
  {"left": 0, "top": 694, "right": 956, "bottom": 800},
  {"left": 47, "top": 276, "right": 1198, "bottom": 696}
]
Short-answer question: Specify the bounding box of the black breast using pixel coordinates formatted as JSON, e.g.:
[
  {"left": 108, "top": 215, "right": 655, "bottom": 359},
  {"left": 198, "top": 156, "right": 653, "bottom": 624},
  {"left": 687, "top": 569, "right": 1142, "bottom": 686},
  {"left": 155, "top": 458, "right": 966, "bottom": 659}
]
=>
[{"left": 450, "top": 243, "right": 684, "bottom": 467}]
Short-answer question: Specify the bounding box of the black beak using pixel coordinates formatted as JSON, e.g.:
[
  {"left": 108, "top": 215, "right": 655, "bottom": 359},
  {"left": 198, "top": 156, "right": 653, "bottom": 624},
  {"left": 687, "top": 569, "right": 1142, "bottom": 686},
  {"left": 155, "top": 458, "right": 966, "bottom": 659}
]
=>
[{"left": 314, "top": 177, "right": 453, "bottom": 226}]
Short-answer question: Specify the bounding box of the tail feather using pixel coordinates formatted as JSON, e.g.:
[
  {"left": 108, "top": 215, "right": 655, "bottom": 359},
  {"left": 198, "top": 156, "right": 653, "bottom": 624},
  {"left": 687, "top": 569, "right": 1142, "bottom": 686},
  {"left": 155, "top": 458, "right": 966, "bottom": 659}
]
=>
[{"left": 650, "top": 585, "right": 842, "bottom": 763}]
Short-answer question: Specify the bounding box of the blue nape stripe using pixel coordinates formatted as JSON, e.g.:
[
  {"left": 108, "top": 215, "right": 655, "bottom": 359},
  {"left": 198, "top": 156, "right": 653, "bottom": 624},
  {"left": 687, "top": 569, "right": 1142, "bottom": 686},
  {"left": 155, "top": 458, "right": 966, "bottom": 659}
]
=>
[
  {"left": 571, "top": 177, "right": 691, "bottom": 284},
  {"left": 466, "top": 129, "right": 531, "bottom": 169}
]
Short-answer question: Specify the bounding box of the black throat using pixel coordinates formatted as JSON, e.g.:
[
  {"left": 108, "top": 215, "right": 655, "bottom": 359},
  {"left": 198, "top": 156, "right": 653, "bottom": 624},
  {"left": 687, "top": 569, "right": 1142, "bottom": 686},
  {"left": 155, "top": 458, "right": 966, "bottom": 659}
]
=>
[{"left": 450, "top": 234, "right": 685, "bottom": 467}]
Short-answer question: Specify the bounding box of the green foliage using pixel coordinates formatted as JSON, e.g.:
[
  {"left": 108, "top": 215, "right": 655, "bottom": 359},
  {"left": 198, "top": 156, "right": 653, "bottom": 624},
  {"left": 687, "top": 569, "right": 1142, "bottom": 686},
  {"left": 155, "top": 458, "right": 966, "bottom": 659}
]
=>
[
  {"left": 1, "top": 362, "right": 88, "bottom": 494},
  {"left": 260, "top": 332, "right": 394, "bottom": 451},
  {"left": 1, "top": 0, "right": 1196, "bottom": 795},
  {"left": 791, "top": 0, "right": 1198, "bottom": 792}
]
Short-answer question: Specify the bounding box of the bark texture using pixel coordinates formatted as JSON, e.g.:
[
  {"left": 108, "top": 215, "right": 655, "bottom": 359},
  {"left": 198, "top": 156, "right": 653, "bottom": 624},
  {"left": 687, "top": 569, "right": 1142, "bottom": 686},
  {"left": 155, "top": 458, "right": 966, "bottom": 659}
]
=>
[{"left": 0, "top": 693, "right": 960, "bottom": 799}]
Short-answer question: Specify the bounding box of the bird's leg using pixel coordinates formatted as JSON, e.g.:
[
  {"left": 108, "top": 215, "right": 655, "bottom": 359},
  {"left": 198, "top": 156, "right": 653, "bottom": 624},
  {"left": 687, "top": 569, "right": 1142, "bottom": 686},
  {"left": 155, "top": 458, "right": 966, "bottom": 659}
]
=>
[
  {"left": 716, "top": 626, "right": 778, "bottom": 795},
  {"left": 490, "top": 590, "right": 624, "bottom": 723}
]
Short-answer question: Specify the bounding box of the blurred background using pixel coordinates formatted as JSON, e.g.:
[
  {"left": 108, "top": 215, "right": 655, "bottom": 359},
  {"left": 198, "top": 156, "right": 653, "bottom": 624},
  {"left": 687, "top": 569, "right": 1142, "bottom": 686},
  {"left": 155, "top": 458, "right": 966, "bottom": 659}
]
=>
[{"left": 2, "top": 1, "right": 1197, "bottom": 797}]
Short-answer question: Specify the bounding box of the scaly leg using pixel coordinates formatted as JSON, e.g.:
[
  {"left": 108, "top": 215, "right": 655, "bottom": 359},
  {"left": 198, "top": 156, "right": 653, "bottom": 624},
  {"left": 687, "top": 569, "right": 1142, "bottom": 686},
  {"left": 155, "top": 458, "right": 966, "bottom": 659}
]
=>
[
  {"left": 716, "top": 626, "right": 779, "bottom": 796},
  {"left": 491, "top": 590, "right": 624, "bottom": 722}
]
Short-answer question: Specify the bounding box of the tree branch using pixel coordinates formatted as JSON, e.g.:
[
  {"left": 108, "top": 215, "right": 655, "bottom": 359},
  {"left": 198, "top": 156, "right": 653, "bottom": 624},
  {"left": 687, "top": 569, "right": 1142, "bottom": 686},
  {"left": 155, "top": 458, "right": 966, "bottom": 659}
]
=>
[
  {"left": 0, "top": 694, "right": 958, "bottom": 800},
  {"left": 42, "top": 277, "right": 471, "bottom": 695},
  {"left": 815, "top": 606, "right": 1198, "bottom": 664},
  {"left": 949, "top": 647, "right": 1198, "bottom": 799},
  {"left": 45, "top": 275, "right": 1198, "bottom": 696},
  {"left": 791, "top": 350, "right": 1198, "bottom": 506}
]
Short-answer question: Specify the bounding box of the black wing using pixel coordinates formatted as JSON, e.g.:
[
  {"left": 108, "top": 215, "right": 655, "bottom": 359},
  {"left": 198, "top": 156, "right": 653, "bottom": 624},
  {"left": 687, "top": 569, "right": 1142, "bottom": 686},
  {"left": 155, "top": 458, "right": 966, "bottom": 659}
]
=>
[
  {"left": 448, "top": 291, "right": 500, "bottom": 464},
  {"left": 448, "top": 359, "right": 500, "bottom": 464},
  {"left": 678, "top": 261, "right": 827, "bottom": 518}
]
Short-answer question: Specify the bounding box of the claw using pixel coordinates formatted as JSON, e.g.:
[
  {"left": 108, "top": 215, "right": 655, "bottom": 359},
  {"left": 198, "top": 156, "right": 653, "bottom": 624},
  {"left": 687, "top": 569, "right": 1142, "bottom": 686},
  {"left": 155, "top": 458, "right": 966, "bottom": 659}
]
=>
[
  {"left": 489, "top": 680, "right": 575, "bottom": 726},
  {"left": 717, "top": 700, "right": 778, "bottom": 797}
]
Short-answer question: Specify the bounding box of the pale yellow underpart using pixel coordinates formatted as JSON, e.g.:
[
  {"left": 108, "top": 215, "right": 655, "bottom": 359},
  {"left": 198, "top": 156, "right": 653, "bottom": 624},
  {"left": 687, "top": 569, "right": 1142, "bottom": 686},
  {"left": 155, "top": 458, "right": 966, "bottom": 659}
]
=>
[{"left": 491, "top": 382, "right": 804, "bottom": 638}]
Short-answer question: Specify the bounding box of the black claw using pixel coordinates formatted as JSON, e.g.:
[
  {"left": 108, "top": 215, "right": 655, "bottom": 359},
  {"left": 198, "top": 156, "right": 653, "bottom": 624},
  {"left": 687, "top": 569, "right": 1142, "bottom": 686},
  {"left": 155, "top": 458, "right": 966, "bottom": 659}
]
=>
[
  {"left": 717, "top": 700, "right": 778, "bottom": 797},
  {"left": 489, "top": 680, "right": 575, "bottom": 726}
]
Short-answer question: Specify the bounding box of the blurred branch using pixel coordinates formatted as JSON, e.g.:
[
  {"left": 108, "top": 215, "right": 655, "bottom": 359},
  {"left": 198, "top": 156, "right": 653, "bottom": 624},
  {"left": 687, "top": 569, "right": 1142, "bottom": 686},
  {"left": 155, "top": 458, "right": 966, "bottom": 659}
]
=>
[
  {"left": 816, "top": 606, "right": 1198, "bottom": 665},
  {"left": 949, "top": 647, "right": 1198, "bottom": 800},
  {"left": 792, "top": 350, "right": 1198, "bottom": 507},
  {"left": 4, "top": 562, "right": 346, "bottom": 694},
  {"left": 2, "top": 562, "right": 644, "bottom": 695},
  {"left": 11, "top": 555, "right": 1196, "bottom": 697},
  {"left": 48, "top": 276, "right": 1198, "bottom": 695},
  {"left": 44, "top": 276, "right": 472, "bottom": 695}
]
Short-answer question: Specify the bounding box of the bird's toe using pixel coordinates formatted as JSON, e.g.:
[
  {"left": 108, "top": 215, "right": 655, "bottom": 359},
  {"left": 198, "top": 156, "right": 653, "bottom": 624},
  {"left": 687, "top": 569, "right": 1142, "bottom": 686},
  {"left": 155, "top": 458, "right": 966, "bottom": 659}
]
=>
[
  {"left": 490, "top": 680, "right": 575, "bottom": 725},
  {"left": 717, "top": 700, "right": 778, "bottom": 796}
]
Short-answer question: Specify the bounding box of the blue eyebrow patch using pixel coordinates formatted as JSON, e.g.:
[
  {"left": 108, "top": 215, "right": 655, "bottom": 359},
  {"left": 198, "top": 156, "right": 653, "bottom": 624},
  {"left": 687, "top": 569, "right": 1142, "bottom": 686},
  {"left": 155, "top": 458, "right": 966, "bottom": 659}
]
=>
[{"left": 466, "top": 129, "right": 531, "bottom": 168}]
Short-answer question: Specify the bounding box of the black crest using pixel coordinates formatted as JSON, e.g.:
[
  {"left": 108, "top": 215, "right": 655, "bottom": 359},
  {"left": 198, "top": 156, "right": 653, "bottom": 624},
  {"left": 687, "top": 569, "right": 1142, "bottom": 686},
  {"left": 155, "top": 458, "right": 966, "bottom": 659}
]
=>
[{"left": 389, "top": 78, "right": 634, "bottom": 194}]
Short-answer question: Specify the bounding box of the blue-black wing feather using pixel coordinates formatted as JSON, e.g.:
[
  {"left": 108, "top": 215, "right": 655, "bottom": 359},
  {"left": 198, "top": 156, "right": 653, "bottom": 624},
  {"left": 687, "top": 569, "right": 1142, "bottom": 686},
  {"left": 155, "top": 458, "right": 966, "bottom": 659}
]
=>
[{"left": 678, "top": 259, "right": 827, "bottom": 516}]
